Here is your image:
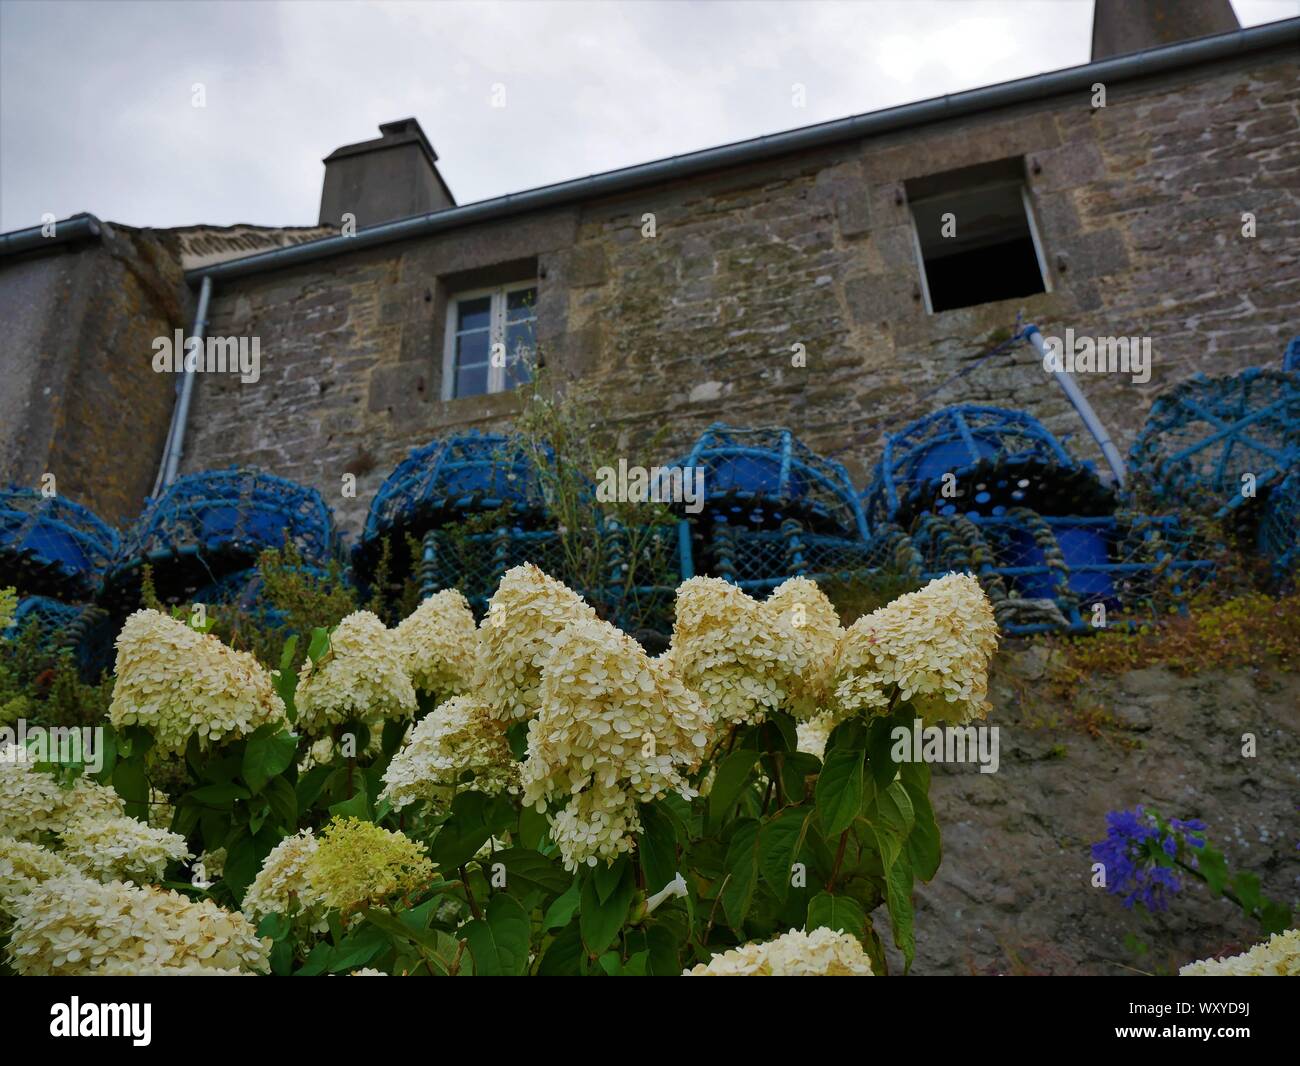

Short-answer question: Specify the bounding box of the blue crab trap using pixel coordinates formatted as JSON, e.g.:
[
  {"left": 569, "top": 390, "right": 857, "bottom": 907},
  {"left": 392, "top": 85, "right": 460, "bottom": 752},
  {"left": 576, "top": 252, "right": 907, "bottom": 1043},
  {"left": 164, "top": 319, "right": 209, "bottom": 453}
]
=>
[
  {"left": 1126, "top": 368, "right": 1300, "bottom": 518},
  {"left": 909, "top": 507, "right": 1216, "bottom": 634},
  {"left": 355, "top": 432, "right": 549, "bottom": 585},
  {"left": 862, "top": 405, "right": 1113, "bottom": 528},
  {"left": 1256, "top": 469, "right": 1300, "bottom": 587},
  {"left": 0, "top": 488, "right": 120, "bottom": 600},
  {"left": 3, "top": 595, "right": 117, "bottom": 679},
  {"left": 104, "top": 468, "right": 337, "bottom": 609},
  {"left": 1283, "top": 335, "right": 1299, "bottom": 374},
  {"left": 670, "top": 424, "right": 871, "bottom": 539}
]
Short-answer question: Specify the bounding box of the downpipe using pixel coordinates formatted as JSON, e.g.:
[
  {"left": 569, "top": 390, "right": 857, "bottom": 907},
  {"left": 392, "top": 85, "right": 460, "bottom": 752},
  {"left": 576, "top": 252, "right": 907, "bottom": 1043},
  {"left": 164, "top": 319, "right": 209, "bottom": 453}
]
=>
[
  {"left": 153, "top": 274, "right": 214, "bottom": 495},
  {"left": 1024, "top": 323, "right": 1127, "bottom": 488}
]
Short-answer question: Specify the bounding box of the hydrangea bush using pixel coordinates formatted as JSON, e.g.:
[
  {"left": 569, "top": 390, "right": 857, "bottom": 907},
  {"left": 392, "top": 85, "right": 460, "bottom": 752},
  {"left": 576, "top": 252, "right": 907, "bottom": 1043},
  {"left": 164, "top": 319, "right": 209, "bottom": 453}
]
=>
[{"left": 0, "top": 567, "right": 1006, "bottom": 976}]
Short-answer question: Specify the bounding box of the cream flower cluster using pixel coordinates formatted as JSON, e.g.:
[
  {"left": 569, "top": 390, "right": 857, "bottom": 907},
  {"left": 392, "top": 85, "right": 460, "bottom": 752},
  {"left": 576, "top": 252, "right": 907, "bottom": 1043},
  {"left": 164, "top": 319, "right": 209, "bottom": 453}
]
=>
[
  {"left": 1179, "top": 929, "right": 1300, "bottom": 976},
  {"left": 830, "top": 573, "right": 998, "bottom": 726},
  {"left": 294, "top": 611, "right": 417, "bottom": 735},
  {"left": 524, "top": 619, "right": 711, "bottom": 870},
  {"left": 5, "top": 875, "right": 269, "bottom": 975},
  {"left": 109, "top": 609, "right": 286, "bottom": 755},
  {"left": 0, "top": 747, "right": 125, "bottom": 841},
  {"left": 242, "top": 828, "right": 329, "bottom": 934},
  {"left": 477, "top": 563, "right": 598, "bottom": 721},
  {"left": 684, "top": 926, "right": 875, "bottom": 976},
  {"left": 56, "top": 813, "right": 190, "bottom": 883},
  {"left": 0, "top": 837, "right": 79, "bottom": 914},
  {"left": 380, "top": 694, "right": 517, "bottom": 810},
  {"left": 306, "top": 818, "right": 434, "bottom": 914},
  {"left": 394, "top": 589, "right": 484, "bottom": 702},
  {"left": 667, "top": 577, "right": 842, "bottom": 726}
]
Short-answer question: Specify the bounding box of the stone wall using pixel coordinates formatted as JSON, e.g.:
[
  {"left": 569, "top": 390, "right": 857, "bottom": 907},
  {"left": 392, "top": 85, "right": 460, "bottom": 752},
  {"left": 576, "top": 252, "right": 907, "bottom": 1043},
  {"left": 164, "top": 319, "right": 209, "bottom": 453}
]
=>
[
  {"left": 0, "top": 225, "right": 190, "bottom": 527},
  {"left": 180, "top": 45, "right": 1300, "bottom": 536}
]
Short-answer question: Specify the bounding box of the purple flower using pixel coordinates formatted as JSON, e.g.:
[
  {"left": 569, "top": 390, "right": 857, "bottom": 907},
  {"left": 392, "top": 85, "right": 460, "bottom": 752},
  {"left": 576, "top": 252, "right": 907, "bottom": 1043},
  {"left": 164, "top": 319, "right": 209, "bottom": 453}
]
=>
[{"left": 1091, "top": 806, "right": 1207, "bottom": 913}]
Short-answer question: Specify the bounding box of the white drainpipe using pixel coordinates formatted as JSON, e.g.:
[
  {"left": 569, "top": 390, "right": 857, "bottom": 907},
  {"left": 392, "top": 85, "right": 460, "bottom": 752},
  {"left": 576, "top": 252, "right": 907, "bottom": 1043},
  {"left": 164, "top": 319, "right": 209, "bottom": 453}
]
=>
[
  {"left": 153, "top": 274, "right": 213, "bottom": 495},
  {"left": 1024, "top": 323, "right": 1127, "bottom": 487}
]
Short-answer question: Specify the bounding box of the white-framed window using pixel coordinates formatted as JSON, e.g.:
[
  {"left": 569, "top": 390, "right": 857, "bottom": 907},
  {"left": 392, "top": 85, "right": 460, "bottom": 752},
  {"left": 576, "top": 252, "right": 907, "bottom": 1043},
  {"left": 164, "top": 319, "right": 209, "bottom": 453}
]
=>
[{"left": 442, "top": 283, "right": 537, "bottom": 400}]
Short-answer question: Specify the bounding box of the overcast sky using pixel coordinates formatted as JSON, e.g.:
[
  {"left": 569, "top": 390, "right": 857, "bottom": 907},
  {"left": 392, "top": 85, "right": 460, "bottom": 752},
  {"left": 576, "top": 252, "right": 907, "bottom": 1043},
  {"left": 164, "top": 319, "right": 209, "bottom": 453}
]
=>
[{"left": 1, "top": 0, "right": 1294, "bottom": 232}]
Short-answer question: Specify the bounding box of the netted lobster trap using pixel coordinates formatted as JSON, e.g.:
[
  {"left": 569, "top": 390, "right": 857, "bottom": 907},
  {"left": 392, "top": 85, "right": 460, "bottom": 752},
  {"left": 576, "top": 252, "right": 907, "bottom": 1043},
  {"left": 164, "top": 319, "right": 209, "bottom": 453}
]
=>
[
  {"left": 668, "top": 423, "right": 879, "bottom": 594},
  {"left": 0, "top": 487, "right": 120, "bottom": 600},
  {"left": 355, "top": 432, "right": 549, "bottom": 587},
  {"left": 103, "top": 468, "right": 338, "bottom": 609},
  {"left": 418, "top": 520, "right": 681, "bottom": 636},
  {"left": 907, "top": 507, "right": 1218, "bottom": 634},
  {"left": 1126, "top": 368, "right": 1300, "bottom": 518},
  {"left": 1255, "top": 469, "right": 1300, "bottom": 587},
  {"left": 3, "top": 594, "right": 117, "bottom": 679},
  {"left": 862, "top": 405, "right": 1113, "bottom": 528}
]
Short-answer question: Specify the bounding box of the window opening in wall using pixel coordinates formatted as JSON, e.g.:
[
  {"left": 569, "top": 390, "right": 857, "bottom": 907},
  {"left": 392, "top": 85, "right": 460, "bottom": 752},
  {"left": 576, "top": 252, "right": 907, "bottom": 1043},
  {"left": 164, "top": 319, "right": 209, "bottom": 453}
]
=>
[
  {"left": 905, "top": 158, "right": 1049, "bottom": 314},
  {"left": 443, "top": 282, "right": 537, "bottom": 399}
]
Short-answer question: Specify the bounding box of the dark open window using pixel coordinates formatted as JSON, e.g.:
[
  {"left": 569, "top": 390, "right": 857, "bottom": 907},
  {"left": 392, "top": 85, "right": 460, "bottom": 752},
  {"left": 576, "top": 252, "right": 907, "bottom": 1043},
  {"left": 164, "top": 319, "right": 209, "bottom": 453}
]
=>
[{"left": 906, "top": 158, "right": 1048, "bottom": 313}]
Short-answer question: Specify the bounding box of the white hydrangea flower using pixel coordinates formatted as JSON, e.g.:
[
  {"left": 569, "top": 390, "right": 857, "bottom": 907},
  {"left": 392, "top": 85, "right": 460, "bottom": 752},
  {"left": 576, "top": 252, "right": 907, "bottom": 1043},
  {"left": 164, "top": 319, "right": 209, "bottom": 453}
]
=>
[
  {"left": 0, "top": 837, "right": 80, "bottom": 913},
  {"left": 1180, "top": 929, "right": 1300, "bottom": 976},
  {"left": 349, "top": 967, "right": 388, "bottom": 976},
  {"left": 241, "top": 828, "right": 328, "bottom": 936},
  {"left": 6, "top": 875, "right": 270, "bottom": 976},
  {"left": 394, "top": 589, "right": 484, "bottom": 702},
  {"left": 759, "top": 577, "right": 844, "bottom": 719},
  {"left": 294, "top": 611, "right": 417, "bottom": 735},
  {"left": 57, "top": 813, "right": 191, "bottom": 882},
  {"left": 830, "top": 573, "right": 998, "bottom": 727},
  {"left": 795, "top": 712, "right": 836, "bottom": 761},
  {"left": 667, "top": 577, "right": 784, "bottom": 726},
  {"left": 379, "top": 694, "right": 516, "bottom": 811},
  {"left": 684, "top": 927, "right": 875, "bottom": 976},
  {"left": 547, "top": 785, "right": 642, "bottom": 872},
  {"left": 477, "top": 563, "right": 598, "bottom": 721},
  {"left": 147, "top": 787, "right": 176, "bottom": 831},
  {"left": 523, "top": 617, "right": 709, "bottom": 808},
  {"left": 109, "top": 609, "right": 287, "bottom": 755},
  {"left": 0, "top": 749, "right": 125, "bottom": 841}
]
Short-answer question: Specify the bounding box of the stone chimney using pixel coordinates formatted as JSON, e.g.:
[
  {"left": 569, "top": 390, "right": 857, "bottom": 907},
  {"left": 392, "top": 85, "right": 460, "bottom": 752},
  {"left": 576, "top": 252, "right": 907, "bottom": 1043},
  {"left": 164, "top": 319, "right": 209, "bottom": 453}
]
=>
[
  {"left": 318, "top": 118, "right": 455, "bottom": 229},
  {"left": 1091, "top": 0, "right": 1241, "bottom": 60}
]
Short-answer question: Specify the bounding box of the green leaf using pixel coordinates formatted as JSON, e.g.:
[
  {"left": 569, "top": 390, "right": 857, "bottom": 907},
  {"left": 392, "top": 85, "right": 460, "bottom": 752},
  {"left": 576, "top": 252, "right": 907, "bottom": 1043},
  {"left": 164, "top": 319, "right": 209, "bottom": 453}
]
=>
[
  {"left": 541, "top": 880, "right": 581, "bottom": 933},
  {"left": 492, "top": 848, "right": 572, "bottom": 897},
  {"left": 243, "top": 728, "right": 298, "bottom": 793},
  {"left": 806, "top": 891, "right": 867, "bottom": 940},
  {"left": 428, "top": 791, "right": 493, "bottom": 871},
  {"left": 256, "top": 912, "right": 292, "bottom": 941},
  {"left": 816, "top": 748, "right": 864, "bottom": 837},
  {"left": 1231, "top": 871, "right": 1262, "bottom": 915},
  {"left": 463, "top": 893, "right": 531, "bottom": 976},
  {"left": 719, "top": 818, "right": 761, "bottom": 931},
  {"left": 295, "top": 764, "right": 332, "bottom": 814},
  {"left": 779, "top": 751, "right": 822, "bottom": 805},
  {"left": 264, "top": 776, "right": 298, "bottom": 833},
  {"left": 865, "top": 714, "right": 902, "bottom": 791},
  {"left": 1197, "top": 845, "right": 1229, "bottom": 896},
  {"left": 537, "top": 923, "right": 584, "bottom": 976},
  {"left": 579, "top": 864, "right": 635, "bottom": 958},
  {"left": 708, "top": 750, "right": 761, "bottom": 826},
  {"left": 188, "top": 782, "right": 251, "bottom": 809},
  {"left": 328, "top": 923, "right": 389, "bottom": 973},
  {"left": 884, "top": 852, "right": 916, "bottom": 972},
  {"left": 518, "top": 802, "right": 550, "bottom": 850},
  {"left": 900, "top": 763, "right": 941, "bottom": 881},
  {"left": 592, "top": 854, "right": 629, "bottom": 904},
  {"left": 867, "top": 780, "right": 915, "bottom": 839},
  {"left": 638, "top": 803, "right": 679, "bottom": 893},
  {"left": 307, "top": 627, "right": 332, "bottom": 666},
  {"left": 112, "top": 758, "right": 149, "bottom": 820},
  {"left": 759, "top": 806, "right": 811, "bottom": 904},
  {"left": 328, "top": 789, "right": 371, "bottom": 822}
]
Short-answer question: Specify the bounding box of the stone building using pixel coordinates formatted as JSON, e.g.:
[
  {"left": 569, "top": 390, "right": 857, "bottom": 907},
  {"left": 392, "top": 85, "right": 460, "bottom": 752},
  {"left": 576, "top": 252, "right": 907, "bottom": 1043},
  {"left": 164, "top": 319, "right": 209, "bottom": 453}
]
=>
[{"left": 2, "top": 5, "right": 1297, "bottom": 536}]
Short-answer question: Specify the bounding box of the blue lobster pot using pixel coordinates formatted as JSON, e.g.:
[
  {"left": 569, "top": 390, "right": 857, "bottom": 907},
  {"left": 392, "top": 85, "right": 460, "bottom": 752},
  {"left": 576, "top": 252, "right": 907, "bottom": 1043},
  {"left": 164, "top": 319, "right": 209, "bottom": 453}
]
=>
[
  {"left": 13, "top": 520, "right": 94, "bottom": 575},
  {"left": 1006, "top": 523, "right": 1117, "bottom": 604},
  {"left": 908, "top": 436, "right": 999, "bottom": 483},
  {"left": 708, "top": 454, "right": 807, "bottom": 498}
]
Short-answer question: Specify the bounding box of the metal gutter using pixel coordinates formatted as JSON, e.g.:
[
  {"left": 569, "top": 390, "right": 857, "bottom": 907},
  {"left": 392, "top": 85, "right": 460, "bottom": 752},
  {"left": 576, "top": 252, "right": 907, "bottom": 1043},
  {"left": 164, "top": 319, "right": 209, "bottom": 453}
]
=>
[
  {"left": 184, "top": 17, "right": 1299, "bottom": 286},
  {"left": 153, "top": 274, "right": 214, "bottom": 495},
  {"left": 0, "top": 213, "right": 103, "bottom": 257}
]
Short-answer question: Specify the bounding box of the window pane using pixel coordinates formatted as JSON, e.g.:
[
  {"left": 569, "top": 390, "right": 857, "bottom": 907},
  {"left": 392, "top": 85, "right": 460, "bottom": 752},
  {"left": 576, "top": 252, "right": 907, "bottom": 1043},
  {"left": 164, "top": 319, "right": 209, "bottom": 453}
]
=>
[
  {"left": 457, "top": 296, "right": 491, "bottom": 332},
  {"left": 504, "top": 352, "right": 532, "bottom": 390},
  {"left": 506, "top": 287, "right": 537, "bottom": 321},
  {"left": 456, "top": 329, "right": 489, "bottom": 367},
  {"left": 456, "top": 360, "right": 489, "bottom": 398}
]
